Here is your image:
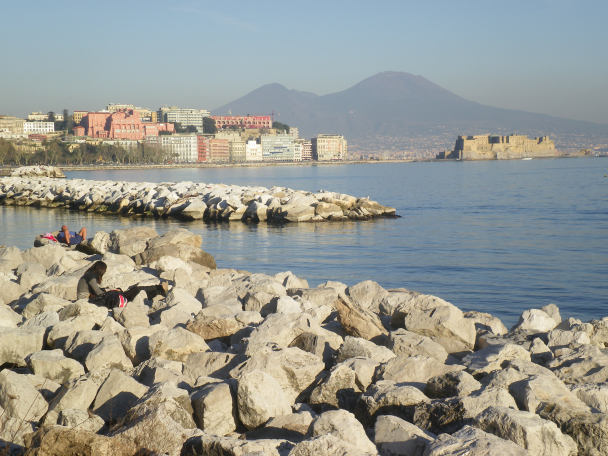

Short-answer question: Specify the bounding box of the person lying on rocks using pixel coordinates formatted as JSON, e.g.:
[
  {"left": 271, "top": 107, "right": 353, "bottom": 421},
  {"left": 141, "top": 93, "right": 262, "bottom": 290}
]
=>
[
  {"left": 77, "top": 261, "right": 169, "bottom": 308},
  {"left": 57, "top": 225, "right": 87, "bottom": 246}
]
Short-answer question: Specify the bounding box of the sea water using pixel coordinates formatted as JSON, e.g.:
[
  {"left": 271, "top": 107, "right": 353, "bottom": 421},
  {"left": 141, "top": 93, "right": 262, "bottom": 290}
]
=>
[{"left": 1, "top": 159, "right": 607, "bottom": 326}]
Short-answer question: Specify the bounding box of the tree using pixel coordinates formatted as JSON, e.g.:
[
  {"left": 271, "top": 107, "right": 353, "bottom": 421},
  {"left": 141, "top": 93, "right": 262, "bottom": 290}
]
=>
[
  {"left": 47, "top": 111, "right": 56, "bottom": 122},
  {"left": 273, "top": 121, "right": 290, "bottom": 133},
  {"left": 185, "top": 125, "right": 198, "bottom": 133},
  {"left": 203, "top": 117, "right": 217, "bottom": 134}
]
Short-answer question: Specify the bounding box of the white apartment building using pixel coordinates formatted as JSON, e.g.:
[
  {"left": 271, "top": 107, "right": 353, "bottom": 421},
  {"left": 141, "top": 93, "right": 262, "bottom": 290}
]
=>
[
  {"left": 289, "top": 127, "right": 299, "bottom": 139},
  {"left": 245, "top": 140, "right": 262, "bottom": 161},
  {"left": 23, "top": 122, "right": 55, "bottom": 134},
  {"left": 261, "top": 134, "right": 301, "bottom": 161},
  {"left": 300, "top": 140, "right": 312, "bottom": 160},
  {"left": 312, "top": 134, "right": 347, "bottom": 161},
  {"left": 28, "top": 112, "right": 63, "bottom": 121},
  {"left": 146, "top": 134, "right": 198, "bottom": 162},
  {"left": 158, "top": 106, "right": 210, "bottom": 127}
]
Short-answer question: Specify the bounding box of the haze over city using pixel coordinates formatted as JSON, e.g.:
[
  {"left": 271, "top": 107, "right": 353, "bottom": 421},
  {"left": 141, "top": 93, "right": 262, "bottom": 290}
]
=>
[{"left": 1, "top": 0, "right": 607, "bottom": 125}]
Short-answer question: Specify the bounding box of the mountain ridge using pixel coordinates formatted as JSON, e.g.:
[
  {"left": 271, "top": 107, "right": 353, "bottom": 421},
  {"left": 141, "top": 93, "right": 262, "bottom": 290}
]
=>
[{"left": 212, "top": 72, "right": 608, "bottom": 143}]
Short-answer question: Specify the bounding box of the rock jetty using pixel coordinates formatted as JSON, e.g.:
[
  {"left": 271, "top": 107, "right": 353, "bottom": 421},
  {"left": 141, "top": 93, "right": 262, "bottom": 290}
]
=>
[
  {"left": 1, "top": 230, "right": 607, "bottom": 455},
  {"left": 0, "top": 175, "right": 396, "bottom": 223},
  {"left": 7, "top": 166, "right": 66, "bottom": 179}
]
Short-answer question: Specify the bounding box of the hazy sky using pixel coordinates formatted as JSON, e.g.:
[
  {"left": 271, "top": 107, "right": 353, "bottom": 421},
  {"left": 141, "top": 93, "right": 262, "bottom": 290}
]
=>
[{"left": 1, "top": 0, "right": 607, "bottom": 124}]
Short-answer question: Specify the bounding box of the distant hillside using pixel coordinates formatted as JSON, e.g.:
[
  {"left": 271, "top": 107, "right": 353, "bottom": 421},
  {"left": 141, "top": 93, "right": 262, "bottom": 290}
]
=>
[{"left": 212, "top": 71, "right": 608, "bottom": 143}]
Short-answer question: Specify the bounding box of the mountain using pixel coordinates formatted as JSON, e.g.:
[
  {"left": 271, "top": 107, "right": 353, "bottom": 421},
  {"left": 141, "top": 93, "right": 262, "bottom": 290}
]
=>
[{"left": 212, "top": 72, "right": 608, "bottom": 144}]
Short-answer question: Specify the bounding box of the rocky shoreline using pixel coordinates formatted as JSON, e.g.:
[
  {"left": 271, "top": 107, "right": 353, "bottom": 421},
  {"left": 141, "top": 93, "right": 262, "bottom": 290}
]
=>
[
  {"left": 0, "top": 174, "right": 397, "bottom": 223},
  {"left": 1, "top": 229, "right": 607, "bottom": 455}
]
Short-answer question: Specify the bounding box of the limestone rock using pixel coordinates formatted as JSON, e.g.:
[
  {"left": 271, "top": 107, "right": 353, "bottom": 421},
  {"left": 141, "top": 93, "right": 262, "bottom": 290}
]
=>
[
  {"left": 376, "top": 356, "right": 465, "bottom": 389},
  {"left": 25, "top": 425, "right": 141, "bottom": 456},
  {"left": 230, "top": 345, "right": 325, "bottom": 405},
  {"left": 58, "top": 409, "right": 105, "bottom": 433},
  {"left": 462, "top": 343, "right": 531, "bottom": 375},
  {"left": 84, "top": 338, "right": 133, "bottom": 372},
  {"left": 191, "top": 381, "right": 238, "bottom": 436},
  {"left": 458, "top": 386, "right": 518, "bottom": 419},
  {"left": 529, "top": 338, "right": 554, "bottom": 365},
  {"left": 0, "top": 304, "right": 23, "bottom": 327},
  {"left": 288, "top": 287, "right": 338, "bottom": 309},
  {"left": 181, "top": 435, "right": 295, "bottom": 456},
  {"left": 546, "top": 344, "right": 608, "bottom": 384},
  {"left": 425, "top": 371, "right": 481, "bottom": 399},
  {"left": 335, "top": 293, "right": 387, "bottom": 342},
  {"left": 118, "top": 326, "right": 162, "bottom": 365},
  {"left": 425, "top": 425, "right": 527, "bottom": 456},
  {"left": 148, "top": 327, "right": 210, "bottom": 362},
  {"left": 109, "top": 226, "right": 158, "bottom": 257},
  {"left": 512, "top": 309, "right": 558, "bottom": 332},
  {"left": 347, "top": 280, "right": 389, "bottom": 313},
  {"left": 183, "top": 351, "right": 247, "bottom": 381},
  {"left": 21, "top": 244, "right": 66, "bottom": 270},
  {"left": 288, "top": 434, "right": 369, "bottom": 456},
  {"left": 357, "top": 380, "right": 430, "bottom": 427},
  {"left": 309, "top": 363, "right": 360, "bottom": 411},
  {"left": 0, "top": 370, "right": 48, "bottom": 421},
  {"left": 186, "top": 314, "right": 244, "bottom": 340},
  {"left": 335, "top": 336, "right": 396, "bottom": 364},
  {"left": 27, "top": 349, "right": 85, "bottom": 384},
  {"left": 22, "top": 293, "right": 71, "bottom": 319},
  {"left": 387, "top": 329, "right": 450, "bottom": 363},
  {"left": 308, "top": 409, "right": 377, "bottom": 455},
  {"left": 0, "top": 246, "right": 24, "bottom": 270},
  {"left": 92, "top": 369, "right": 149, "bottom": 422},
  {"left": 134, "top": 243, "right": 216, "bottom": 270},
  {"left": 42, "top": 368, "right": 110, "bottom": 425},
  {"left": 0, "top": 280, "right": 26, "bottom": 305},
  {"left": 374, "top": 415, "right": 435, "bottom": 456},
  {"left": 509, "top": 374, "right": 590, "bottom": 414},
  {"left": 0, "top": 325, "right": 45, "bottom": 366},
  {"left": 475, "top": 406, "right": 577, "bottom": 456},
  {"left": 59, "top": 301, "right": 108, "bottom": 327},
  {"left": 570, "top": 382, "right": 608, "bottom": 413},
  {"left": 546, "top": 329, "right": 591, "bottom": 350},
  {"left": 64, "top": 329, "right": 116, "bottom": 361},
  {"left": 237, "top": 370, "right": 292, "bottom": 430}
]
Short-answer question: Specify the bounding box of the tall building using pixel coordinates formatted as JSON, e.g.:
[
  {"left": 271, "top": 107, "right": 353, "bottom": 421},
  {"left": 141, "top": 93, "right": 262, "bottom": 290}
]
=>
[
  {"left": 0, "top": 116, "right": 25, "bottom": 134},
  {"left": 79, "top": 110, "right": 174, "bottom": 139},
  {"left": 146, "top": 134, "right": 198, "bottom": 162},
  {"left": 245, "top": 140, "right": 262, "bottom": 161},
  {"left": 209, "top": 138, "right": 229, "bottom": 162},
  {"left": 197, "top": 135, "right": 211, "bottom": 162},
  {"left": 158, "top": 106, "right": 210, "bottom": 127},
  {"left": 261, "top": 134, "right": 301, "bottom": 161},
  {"left": 311, "top": 134, "right": 347, "bottom": 161},
  {"left": 289, "top": 127, "right": 299, "bottom": 139},
  {"left": 23, "top": 122, "right": 54, "bottom": 134},
  {"left": 212, "top": 115, "right": 272, "bottom": 130}
]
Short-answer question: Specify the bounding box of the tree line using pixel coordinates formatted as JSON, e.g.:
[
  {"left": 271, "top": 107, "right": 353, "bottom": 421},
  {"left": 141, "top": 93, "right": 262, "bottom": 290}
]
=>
[{"left": 0, "top": 138, "right": 177, "bottom": 165}]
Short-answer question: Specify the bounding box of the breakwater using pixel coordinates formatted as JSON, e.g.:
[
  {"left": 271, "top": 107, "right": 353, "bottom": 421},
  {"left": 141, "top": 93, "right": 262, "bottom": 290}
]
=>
[
  {"left": 0, "top": 175, "right": 397, "bottom": 223},
  {"left": 0, "top": 230, "right": 607, "bottom": 454}
]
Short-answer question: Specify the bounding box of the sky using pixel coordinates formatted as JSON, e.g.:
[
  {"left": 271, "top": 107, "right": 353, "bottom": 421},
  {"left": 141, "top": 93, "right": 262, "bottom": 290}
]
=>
[{"left": 1, "top": 0, "right": 607, "bottom": 124}]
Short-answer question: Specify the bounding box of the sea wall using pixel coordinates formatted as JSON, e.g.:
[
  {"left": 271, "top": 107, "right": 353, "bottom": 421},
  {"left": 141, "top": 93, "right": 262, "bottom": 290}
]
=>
[
  {"left": 0, "top": 230, "right": 607, "bottom": 454},
  {"left": 0, "top": 176, "right": 397, "bottom": 223}
]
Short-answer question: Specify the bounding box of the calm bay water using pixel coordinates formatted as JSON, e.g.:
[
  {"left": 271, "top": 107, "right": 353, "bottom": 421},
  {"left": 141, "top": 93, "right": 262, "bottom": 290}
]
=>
[{"left": 1, "top": 159, "right": 607, "bottom": 326}]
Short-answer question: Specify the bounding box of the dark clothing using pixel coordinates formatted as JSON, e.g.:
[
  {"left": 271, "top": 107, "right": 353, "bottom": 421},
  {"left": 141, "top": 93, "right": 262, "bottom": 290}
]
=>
[
  {"left": 58, "top": 230, "right": 83, "bottom": 245},
  {"left": 123, "top": 285, "right": 166, "bottom": 302},
  {"left": 77, "top": 271, "right": 104, "bottom": 300}
]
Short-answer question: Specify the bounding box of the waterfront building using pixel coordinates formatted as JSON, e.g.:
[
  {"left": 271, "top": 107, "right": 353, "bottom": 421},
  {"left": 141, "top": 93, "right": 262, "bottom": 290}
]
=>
[
  {"left": 245, "top": 140, "right": 262, "bottom": 161},
  {"left": 261, "top": 134, "right": 301, "bottom": 161},
  {"left": 0, "top": 116, "right": 25, "bottom": 135},
  {"left": 79, "top": 110, "right": 174, "bottom": 140},
  {"left": 28, "top": 112, "right": 64, "bottom": 121},
  {"left": 73, "top": 111, "right": 89, "bottom": 125},
  {"left": 23, "top": 122, "right": 54, "bottom": 135},
  {"left": 229, "top": 140, "right": 246, "bottom": 162},
  {"left": 197, "top": 135, "right": 211, "bottom": 162},
  {"left": 209, "top": 138, "right": 229, "bottom": 162},
  {"left": 300, "top": 140, "right": 312, "bottom": 160},
  {"left": 212, "top": 115, "right": 272, "bottom": 130},
  {"left": 437, "top": 134, "right": 557, "bottom": 160},
  {"left": 107, "top": 104, "right": 157, "bottom": 123},
  {"left": 289, "top": 127, "right": 299, "bottom": 139},
  {"left": 158, "top": 106, "right": 210, "bottom": 127},
  {"left": 311, "top": 134, "right": 347, "bottom": 161},
  {"left": 146, "top": 134, "right": 198, "bottom": 162}
]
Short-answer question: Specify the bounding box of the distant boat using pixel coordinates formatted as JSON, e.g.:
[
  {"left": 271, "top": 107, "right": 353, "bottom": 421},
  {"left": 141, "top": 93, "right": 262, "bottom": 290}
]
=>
[{"left": 522, "top": 157, "right": 532, "bottom": 160}]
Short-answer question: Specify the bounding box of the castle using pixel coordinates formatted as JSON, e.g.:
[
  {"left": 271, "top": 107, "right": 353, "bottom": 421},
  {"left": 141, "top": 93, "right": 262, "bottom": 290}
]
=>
[{"left": 437, "top": 134, "right": 557, "bottom": 160}]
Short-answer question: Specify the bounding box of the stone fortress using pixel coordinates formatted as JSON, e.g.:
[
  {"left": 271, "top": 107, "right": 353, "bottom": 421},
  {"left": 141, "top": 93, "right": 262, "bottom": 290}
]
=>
[{"left": 437, "top": 134, "right": 557, "bottom": 160}]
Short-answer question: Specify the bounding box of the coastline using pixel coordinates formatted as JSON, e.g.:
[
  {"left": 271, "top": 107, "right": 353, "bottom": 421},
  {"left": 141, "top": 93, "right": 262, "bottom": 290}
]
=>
[{"left": 0, "top": 230, "right": 606, "bottom": 454}]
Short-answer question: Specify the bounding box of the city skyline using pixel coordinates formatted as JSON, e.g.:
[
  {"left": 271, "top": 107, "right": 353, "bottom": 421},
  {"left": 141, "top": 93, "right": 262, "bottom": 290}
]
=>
[{"left": 1, "top": 1, "right": 607, "bottom": 125}]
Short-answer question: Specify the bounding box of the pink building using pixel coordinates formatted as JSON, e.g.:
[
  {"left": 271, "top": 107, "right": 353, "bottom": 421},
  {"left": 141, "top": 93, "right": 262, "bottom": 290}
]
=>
[
  {"left": 211, "top": 115, "right": 272, "bottom": 130},
  {"left": 80, "top": 110, "right": 174, "bottom": 139}
]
